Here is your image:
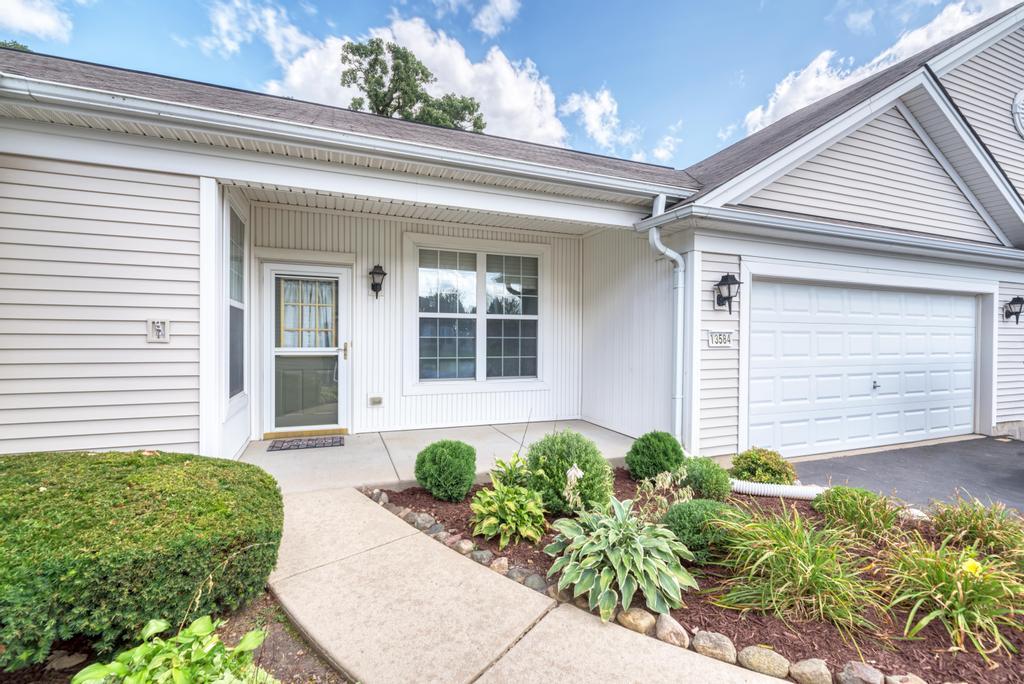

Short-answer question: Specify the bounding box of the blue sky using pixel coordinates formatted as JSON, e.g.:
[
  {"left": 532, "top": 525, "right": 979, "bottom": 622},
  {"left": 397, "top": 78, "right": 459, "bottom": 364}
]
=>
[{"left": 1, "top": 0, "right": 1016, "bottom": 167}]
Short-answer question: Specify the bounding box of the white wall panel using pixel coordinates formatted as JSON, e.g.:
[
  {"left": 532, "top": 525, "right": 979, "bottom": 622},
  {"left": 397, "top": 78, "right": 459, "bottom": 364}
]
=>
[
  {"left": 251, "top": 204, "right": 582, "bottom": 432},
  {"left": 700, "top": 253, "right": 742, "bottom": 456},
  {"left": 998, "top": 281, "right": 1024, "bottom": 424}
]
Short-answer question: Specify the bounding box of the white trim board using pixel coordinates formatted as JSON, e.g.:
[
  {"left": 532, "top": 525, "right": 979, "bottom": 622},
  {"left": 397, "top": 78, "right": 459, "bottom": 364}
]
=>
[
  {"left": 928, "top": 7, "right": 1024, "bottom": 76},
  {"left": 198, "top": 177, "right": 219, "bottom": 456}
]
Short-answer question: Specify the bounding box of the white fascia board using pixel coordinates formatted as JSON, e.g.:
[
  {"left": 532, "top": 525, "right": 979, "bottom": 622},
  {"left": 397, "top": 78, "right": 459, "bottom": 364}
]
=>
[
  {"left": 692, "top": 71, "right": 931, "bottom": 209},
  {"left": 0, "top": 118, "right": 645, "bottom": 228},
  {"left": 0, "top": 73, "right": 694, "bottom": 201},
  {"left": 928, "top": 6, "right": 1024, "bottom": 76}
]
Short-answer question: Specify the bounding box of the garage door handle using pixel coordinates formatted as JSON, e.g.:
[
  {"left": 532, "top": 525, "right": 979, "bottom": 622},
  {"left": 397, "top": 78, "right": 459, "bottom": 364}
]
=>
[{"left": 872, "top": 381, "right": 880, "bottom": 390}]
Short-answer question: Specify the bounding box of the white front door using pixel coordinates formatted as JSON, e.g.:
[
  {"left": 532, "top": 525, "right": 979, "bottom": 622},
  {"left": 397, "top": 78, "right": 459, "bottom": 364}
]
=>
[
  {"left": 263, "top": 263, "right": 351, "bottom": 435},
  {"left": 748, "top": 281, "right": 976, "bottom": 457}
]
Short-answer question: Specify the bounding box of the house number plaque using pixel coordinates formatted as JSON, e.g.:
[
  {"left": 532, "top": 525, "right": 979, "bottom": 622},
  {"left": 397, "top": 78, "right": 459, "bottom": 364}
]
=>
[{"left": 707, "top": 330, "right": 734, "bottom": 348}]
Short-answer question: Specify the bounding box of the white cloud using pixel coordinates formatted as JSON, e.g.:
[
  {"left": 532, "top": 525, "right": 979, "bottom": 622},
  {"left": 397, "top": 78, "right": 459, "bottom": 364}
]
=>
[
  {"left": 845, "top": 8, "right": 875, "bottom": 33},
  {"left": 745, "top": 0, "right": 1017, "bottom": 134},
  {"left": 559, "top": 87, "right": 638, "bottom": 151},
  {"left": 717, "top": 123, "right": 738, "bottom": 143},
  {"left": 0, "top": 0, "right": 73, "bottom": 42},
  {"left": 199, "top": 0, "right": 315, "bottom": 65},
  {"left": 651, "top": 120, "right": 683, "bottom": 162},
  {"left": 472, "top": 0, "right": 521, "bottom": 38},
  {"left": 170, "top": 33, "right": 190, "bottom": 48}
]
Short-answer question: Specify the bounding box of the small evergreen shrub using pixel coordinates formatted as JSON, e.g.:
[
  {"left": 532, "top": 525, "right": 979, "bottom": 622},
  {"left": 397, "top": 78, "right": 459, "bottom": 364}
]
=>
[
  {"left": 414, "top": 440, "right": 476, "bottom": 502},
  {"left": 662, "top": 499, "right": 737, "bottom": 564},
  {"left": 683, "top": 457, "right": 732, "bottom": 501},
  {"left": 625, "top": 431, "right": 685, "bottom": 481},
  {"left": 526, "top": 430, "right": 612, "bottom": 515},
  {"left": 470, "top": 479, "right": 546, "bottom": 549},
  {"left": 730, "top": 447, "right": 796, "bottom": 485},
  {"left": 0, "top": 451, "right": 282, "bottom": 672},
  {"left": 812, "top": 486, "right": 900, "bottom": 541}
]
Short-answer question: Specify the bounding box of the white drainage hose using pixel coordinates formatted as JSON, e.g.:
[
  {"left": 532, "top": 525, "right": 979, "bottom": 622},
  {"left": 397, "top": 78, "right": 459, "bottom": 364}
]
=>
[{"left": 730, "top": 478, "right": 828, "bottom": 500}]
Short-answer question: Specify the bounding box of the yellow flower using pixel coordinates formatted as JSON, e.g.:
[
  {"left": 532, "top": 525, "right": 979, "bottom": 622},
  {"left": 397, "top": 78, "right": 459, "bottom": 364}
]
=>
[{"left": 961, "top": 558, "right": 983, "bottom": 577}]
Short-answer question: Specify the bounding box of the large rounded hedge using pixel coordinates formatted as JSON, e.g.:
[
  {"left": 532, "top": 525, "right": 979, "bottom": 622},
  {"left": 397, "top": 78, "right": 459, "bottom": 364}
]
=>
[
  {"left": 0, "top": 451, "right": 283, "bottom": 671},
  {"left": 625, "top": 431, "right": 685, "bottom": 481},
  {"left": 526, "top": 430, "right": 612, "bottom": 515}
]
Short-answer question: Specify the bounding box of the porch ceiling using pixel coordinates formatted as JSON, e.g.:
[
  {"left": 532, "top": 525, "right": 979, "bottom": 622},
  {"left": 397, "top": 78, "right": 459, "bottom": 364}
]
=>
[{"left": 228, "top": 180, "right": 613, "bottom": 236}]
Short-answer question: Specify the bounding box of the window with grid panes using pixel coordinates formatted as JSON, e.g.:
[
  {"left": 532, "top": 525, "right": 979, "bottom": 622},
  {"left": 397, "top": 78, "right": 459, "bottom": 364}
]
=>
[
  {"left": 485, "top": 254, "right": 538, "bottom": 378},
  {"left": 417, "top": 249, "right": 477, "bottom": 380}
]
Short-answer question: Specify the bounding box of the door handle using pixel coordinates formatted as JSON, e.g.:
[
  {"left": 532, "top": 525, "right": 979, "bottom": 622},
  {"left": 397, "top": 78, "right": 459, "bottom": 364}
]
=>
[
  {"left": 342, "top": 342, "right": 349, "bottom": 360},
  {"left": 872, "top": 380, "right": 880, "bottom": 390}
]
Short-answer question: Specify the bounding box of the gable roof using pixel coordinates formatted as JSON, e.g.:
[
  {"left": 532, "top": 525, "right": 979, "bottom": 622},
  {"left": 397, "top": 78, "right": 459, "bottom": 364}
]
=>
[
  {"left": 0, "top": 48, "right": 698, "bottom": 192},
  {"left": 677, "top": 2, "right": 1023, "bottom": 206}
]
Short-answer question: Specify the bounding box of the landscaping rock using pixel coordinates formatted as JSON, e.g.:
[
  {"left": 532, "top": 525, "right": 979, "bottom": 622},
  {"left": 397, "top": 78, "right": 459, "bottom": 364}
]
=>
[
  {"left": 790, "top": 658, "right": 832, "bottom": 684},
  {"left": 654, "top": 613, "right": 689, "bottom": 648},
  {"left": 443, "top": 533, "right": 463, "bottom": 547},
  {"left": 470, "top": 549, "right": 494, "bottom": 565},
  {"left": 885, "top": 675, "right": 927, "bottom": 684},
  {"left": 899, "top": 507, "right": 929, "bottom": 523},
  {"left": 546, "top": 584, "right": 572, "bottom": 602},
  {"left": 616, "top": 607, "right": 655, "bottom": 635},
  {"left": 489, "top": 556, "right": 509, "bottom": 575},
  {"left": 413, "top": 513, "right": 436, "bottom": 530},
  {"left": 837, "top": 661, "right": 884, "bottom": 684},
  {"left": 46, "top": 652, "right": 87, "bottom": 671},
  {"left": 453, "top": 539, "right": 475, "bottom": 555},
  {"left": 507, "top": 566, "right": 533, "bottom": 584},
  {"left": 402, "top": 510, "right": 418, "bottom": 525},
  {"left": 524, "top": 573, "right": 548, "bottom": 593},
  {"left": 737, "top": 646, "right": 790, "bottom": 679},
  {"left": 397, "top": 506, "right": 411, "bottom": 518},
  {"left": 573, "top": 594, "right": 591, "bottom": 610},
  {"left": 383, "top": 503, "right": 401, "bottom": 515},
  {"left": 432, "top": 531, "right": 451, "bottom": 544},
  {"left": 425, "top": 523, "right": 445, "bottom": 536},
  {"left": 692, "top": 630, "right": 737, "bottom": 664},
  {"left": 376, "top": 491, "right": 389, "bottom": 506}
]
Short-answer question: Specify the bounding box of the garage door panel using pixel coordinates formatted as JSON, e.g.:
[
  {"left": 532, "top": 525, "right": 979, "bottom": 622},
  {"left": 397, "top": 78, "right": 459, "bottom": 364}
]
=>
[{"left": 748, "top": 281, "right": 976, "bottom": 457}]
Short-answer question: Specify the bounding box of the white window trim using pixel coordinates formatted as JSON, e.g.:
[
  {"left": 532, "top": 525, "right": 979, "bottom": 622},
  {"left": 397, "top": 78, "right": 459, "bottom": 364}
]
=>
[
  {"left": 223, "top": 192, "right": 249, "bottom": 419},
  {"left": 402, "top": 232, "right": 553, "bottom": 396}
]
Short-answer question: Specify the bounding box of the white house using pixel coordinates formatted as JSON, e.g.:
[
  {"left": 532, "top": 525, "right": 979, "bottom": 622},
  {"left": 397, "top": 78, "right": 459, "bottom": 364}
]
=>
[{"left": 2, "top": 4, "right": 1023, "bottom": 460}]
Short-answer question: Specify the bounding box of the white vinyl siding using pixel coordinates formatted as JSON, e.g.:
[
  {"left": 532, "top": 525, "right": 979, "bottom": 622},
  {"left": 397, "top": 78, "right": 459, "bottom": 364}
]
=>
[
  {"left": 700, "top": 253, "right": 741, "bottom": 457},
  {"left": 742, "top": 107, "right": 1001, "bottom": 245},
  {"left": 0, "top": 154, "right": 200, "bottom": 454},
  {"left": 998, "top": 281, "right": 1024, "bottom": 424},
  {"left": 942, "top": 28, "right": 1024, "bottom": 201},
  {"left": 580, "top": 229, "right": 672, "bottom": 438},
  {"left": 251, "top": 204, "right": 581, "bottom": 432}
]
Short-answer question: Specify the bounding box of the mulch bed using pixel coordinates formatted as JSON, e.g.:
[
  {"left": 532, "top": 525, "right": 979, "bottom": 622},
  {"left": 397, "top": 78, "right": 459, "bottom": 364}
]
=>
[{"left": 386, "top": 468, "right": 1024, "bottom": 684}]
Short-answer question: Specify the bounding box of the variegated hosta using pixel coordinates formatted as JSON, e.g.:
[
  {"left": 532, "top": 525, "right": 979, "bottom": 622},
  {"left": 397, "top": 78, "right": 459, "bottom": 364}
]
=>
[
  {"left": 470, "top": 478, "right": 547, "bottom": 549},
  {"left": 544, "top": 497, "right": 697, "bottom": 621}
]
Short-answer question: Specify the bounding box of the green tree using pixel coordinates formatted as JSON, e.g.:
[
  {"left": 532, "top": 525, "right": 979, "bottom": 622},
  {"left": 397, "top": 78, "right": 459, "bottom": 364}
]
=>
[
  {"left": 1, "top": 40, "right": 30, "bottom": 51},
  {"left": 341, "top": 38, "right": 485, "bottom": 133}
]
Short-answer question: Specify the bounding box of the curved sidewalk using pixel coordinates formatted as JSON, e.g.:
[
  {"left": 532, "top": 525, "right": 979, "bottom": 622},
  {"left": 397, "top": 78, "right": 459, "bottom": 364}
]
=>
[{"left": 269, "top": 487, "right": 775, "bottom": 684}]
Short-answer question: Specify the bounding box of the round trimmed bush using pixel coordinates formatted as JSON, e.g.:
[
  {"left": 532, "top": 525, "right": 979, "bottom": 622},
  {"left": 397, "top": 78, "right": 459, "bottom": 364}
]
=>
[
  {"left": 625, "top": 431, "right": 685, "bottom": 481},
  {"left": 526, "top": 430, "right": 612, "bottom": 515},
  {"left": 0, "top": 451, "right": 282, "bottom": 671},
  {"left": 662, "top": 499, "right": 737, "bottom": 564},
  {"left": 682, "top": 456, "right": 732, "bottom": 501},
  {"left": 414, "top": 440, "right": 476, "bottom": 501},
  {"left": 730, "top": 446, "right": 796, "bottom": 485}
]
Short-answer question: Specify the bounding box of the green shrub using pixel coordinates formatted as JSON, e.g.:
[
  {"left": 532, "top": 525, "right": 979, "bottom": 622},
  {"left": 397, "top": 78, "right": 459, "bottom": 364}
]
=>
[
  {"left": 72, "top": 616, "right": 276, "bottom": 684},
  {"left": 930, "top": 496, "right": 1024, "bottom": 568},
  {"left": 625, "top": 431, "right": 685, "bottom": 481},
  {"left": 414, "top": 440, "right": 476, "bottom": 501},
  {"left": 715, "top": 506, "right": 883, "bottom": 639},
  {"left": 545, "top": 498, "right": 697, "bottom": 621},
  {"left": 471, "top": 479, "right": 546, "bottom": 549},
  {"left": 887, "top": 533, "right": 1024, "bottom": 660},
  {"left": 0, "top": 451, "right": 282, "bottom": 672},
  {"left": 730, "top": 447, "right": 796, "bottom": 485},
  {"left": 526, "top": 430, "right": 612, "bottom": 515},
  {"left": 490, "top": 453, "right": 530, "bottom": 489},
  {"left": 812, "top": 486, "right": 900, "bottom": 541},
  {"left": 683, "top": 457, "right": 732, "bottom": 501},
  {"left": 662, "top": 499, "right": 738, "bottom": 564}
]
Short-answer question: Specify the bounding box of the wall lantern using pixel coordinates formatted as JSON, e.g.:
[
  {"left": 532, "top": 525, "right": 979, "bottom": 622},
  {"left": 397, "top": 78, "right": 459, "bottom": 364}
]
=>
[
  {"left": 1005, "top": 296, "right": 1024, "bottom": 325},
  {"left": 368, "top": 264, "right": 387, "bottom": 299},
  {"left": 713, "top": 273, "right": 742, "bottom": 314}
]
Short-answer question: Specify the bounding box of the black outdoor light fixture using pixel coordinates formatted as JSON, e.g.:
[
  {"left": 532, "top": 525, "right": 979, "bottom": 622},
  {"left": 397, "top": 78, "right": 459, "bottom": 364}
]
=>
[
  {"left": 368, "top": 264, "right": 387, "bottom": 299},
  {"left": 713, "top": 273, "right": 742, "bottom": 314},
  {"left": 1005, "top": 296, "right": 1024, "bottom": 325}
]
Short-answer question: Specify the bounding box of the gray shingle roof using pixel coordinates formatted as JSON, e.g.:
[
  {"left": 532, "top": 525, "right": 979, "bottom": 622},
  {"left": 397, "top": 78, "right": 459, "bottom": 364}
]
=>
[{"left": 0, "top": 48, "right": 698, "bottom": 191}]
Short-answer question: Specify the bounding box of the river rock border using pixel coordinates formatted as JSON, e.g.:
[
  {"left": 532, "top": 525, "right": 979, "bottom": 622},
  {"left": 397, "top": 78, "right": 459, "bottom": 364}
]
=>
[{"left": 364, "top": 488, "right": 932, "bottom": 684}]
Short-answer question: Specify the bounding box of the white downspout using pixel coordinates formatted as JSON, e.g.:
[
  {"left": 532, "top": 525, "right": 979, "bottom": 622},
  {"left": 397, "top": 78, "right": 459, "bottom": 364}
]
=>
[{"left": 645, "top": 194, "right": 687, "bottom": 448}]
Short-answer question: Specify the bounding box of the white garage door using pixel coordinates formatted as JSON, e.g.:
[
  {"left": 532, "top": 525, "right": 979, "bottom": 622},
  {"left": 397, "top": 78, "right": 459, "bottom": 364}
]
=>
[{"left": 748, "top": 281, "right": 976, "bottom": 457}]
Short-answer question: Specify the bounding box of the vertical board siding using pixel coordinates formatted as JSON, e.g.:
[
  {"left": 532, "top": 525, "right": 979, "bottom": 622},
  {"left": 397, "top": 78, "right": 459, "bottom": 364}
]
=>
[
  {"left": 998, "top": 281, "right": 1024, "bottom": 424},
  {"left": 942, "top": 28, "right": 1024, "bottom": 201},
  {"left": 252, "top": 205, "right": 581, "bottom": 432},
  {"left": 700, "top": 253, "right": 742, "bottom": 456},
  {"left": 742, "top": 108, "right": 1000, "bottom": 244},
  {"left": 580, "top": 230, "right": 672, "bottom": 438},
  {"left": 0, "top": 154, "right": 200, "bottom": 454}
]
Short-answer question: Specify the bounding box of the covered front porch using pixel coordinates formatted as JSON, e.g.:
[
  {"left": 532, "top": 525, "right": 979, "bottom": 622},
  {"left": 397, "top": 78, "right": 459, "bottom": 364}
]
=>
[{"left": 239, "top": 419, "right": 636, "bottom": 492}]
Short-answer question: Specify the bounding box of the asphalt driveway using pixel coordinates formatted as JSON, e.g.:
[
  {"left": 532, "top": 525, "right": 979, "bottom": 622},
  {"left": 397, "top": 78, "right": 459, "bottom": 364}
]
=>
[{"left": 795, "top": 437, "right": 1024, "bottom": 512}]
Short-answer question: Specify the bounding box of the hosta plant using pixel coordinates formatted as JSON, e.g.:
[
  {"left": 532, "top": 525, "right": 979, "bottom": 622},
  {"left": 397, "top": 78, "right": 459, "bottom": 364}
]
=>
[
  {"left": 470, "top": 478, "right": 546, "bottom": 549},
  {"left": 544, "top": 497, "right": 697, "bottom": 621},
  {"left": 490, "top": 453, "right": 531, "bottom": 489}
]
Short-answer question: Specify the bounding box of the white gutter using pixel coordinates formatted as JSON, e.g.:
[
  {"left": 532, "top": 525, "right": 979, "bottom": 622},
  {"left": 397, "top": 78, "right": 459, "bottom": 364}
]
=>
[
  {"left": 0, "top": 72, "right": 697, "bottom": 201},
  {"left": 644, "top": 194, "right": 687, "bottom": 446}
]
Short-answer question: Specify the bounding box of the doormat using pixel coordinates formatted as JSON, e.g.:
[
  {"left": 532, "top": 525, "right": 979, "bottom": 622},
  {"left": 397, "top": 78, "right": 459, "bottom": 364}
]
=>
[{"left": 268, "top": 436, "right": 345, "bottom": 451}]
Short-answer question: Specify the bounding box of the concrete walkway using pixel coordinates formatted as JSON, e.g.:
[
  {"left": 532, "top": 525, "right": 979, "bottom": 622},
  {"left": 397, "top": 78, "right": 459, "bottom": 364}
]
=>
[{"left": 269, "top": 487, "right": 774, "bottom": 684}]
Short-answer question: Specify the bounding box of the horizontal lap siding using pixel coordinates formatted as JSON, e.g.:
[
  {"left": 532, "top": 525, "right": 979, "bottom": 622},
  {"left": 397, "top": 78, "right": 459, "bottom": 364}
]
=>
[
  {"left": 700, "top": 253, "right": 741, "bottom": 456},
  {"left": 0, "top": 154, "right": 200, "bottom": 454},
  {"left": 742, "top": 108, "right": 1000, "bottom": 245},
  {"left": 998, "top": 282, "right": 1024, "bottom": 424},
  {"left": 252, "top": 205, "right": 581, "bottom": 432}
]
